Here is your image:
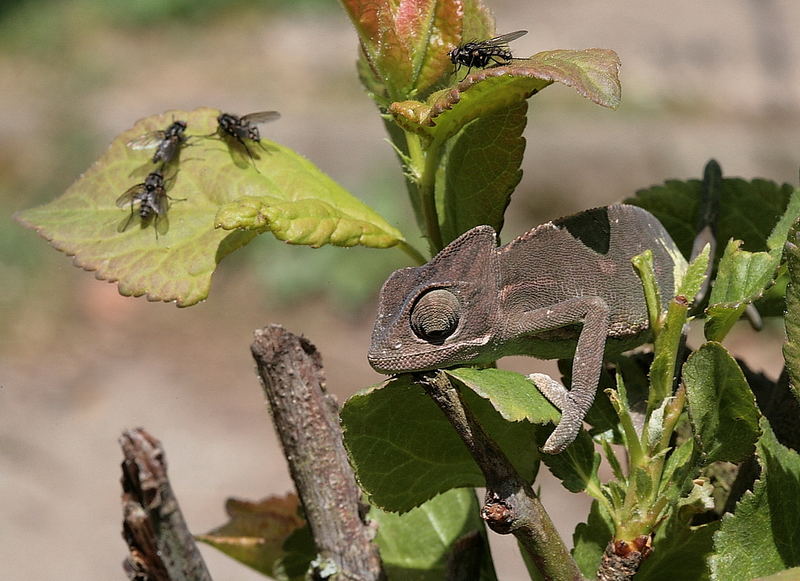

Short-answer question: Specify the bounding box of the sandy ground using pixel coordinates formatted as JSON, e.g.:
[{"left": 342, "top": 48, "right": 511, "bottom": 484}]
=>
[{"left": 2, "top": 1, "right": 799, "bottom": 579}]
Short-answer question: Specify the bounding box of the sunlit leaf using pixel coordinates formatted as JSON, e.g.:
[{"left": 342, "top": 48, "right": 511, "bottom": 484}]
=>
[
  {"left": 683, "top": 342, "right": 760, "bottom": 464},
  {"left": 373, "top": 488, "right": 498, "bottom": 580},
  {"left": 444, "top": 367, "right": 559, "bottom": 424},
  {"left": 16, "top": 108, "right": 404, "bottom": 306},
  {"left": 710, "top": 419, "right": 800, "bottom": 579},
  {"left": 391, "top": 48, "right": 620, "bottom": 142},
  {"left": 196, "top": 494, "right": 305, "bottom": 577},
  {"left": 783, "top": 221, "right": 800, "bottom": 405}
]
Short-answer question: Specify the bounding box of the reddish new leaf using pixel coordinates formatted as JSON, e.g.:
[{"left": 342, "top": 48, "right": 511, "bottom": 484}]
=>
[{"left": 340, "top": 0, "right": 494, "bottom": 99}]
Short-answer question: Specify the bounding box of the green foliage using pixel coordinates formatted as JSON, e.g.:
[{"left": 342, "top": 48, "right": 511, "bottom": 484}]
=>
[
  {"left": 572, "top": 500, "right": 614, "bottom": 577},
  {"left": 785, "top": 220, "right": 800, "bottom": 404},
  {"left": 683, "top": 342, "right": 761, "bottom": 465},
  {"left": 705, "top": 188, "right": 800, "bottom": 340},
  {"left": 372, "top": 488, "right": 498, "bottom": 580},
  {"left": 438, "top": 101, "right": 526, "bottom": 245},
  {"left": 444, "top": 367, "right": 559, "bottom": 424},
  {"left": 636, "top": 520, "right": 718, "bottom": 581},
  {"left": 710, "top": 420, "right": 800, "bottom": 580},
  {"left": 340, "top": 375, "right": 538, "bottom": 512},
  {"left": 539, "top": 429, "right": 601, "bottom": 495},
  {"left": 390, "top": 49, "right": 621, "bottom": 139},
  {"left": 626, "top": 174, "right": 796, "bottom": 262}
]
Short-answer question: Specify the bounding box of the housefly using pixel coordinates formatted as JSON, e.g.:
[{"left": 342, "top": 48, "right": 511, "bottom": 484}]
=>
[
  {"left": 215, "top": 111, "right": 280, "bottom": 166},
  {"left": 127, "top": 120, "right": 188, "bottom": 166},
  {"left": 449, "top": 30, "right": 528, "bottom": 79},
  {"left": 116, "top": 170, "right": 177, "bottom": 237}
]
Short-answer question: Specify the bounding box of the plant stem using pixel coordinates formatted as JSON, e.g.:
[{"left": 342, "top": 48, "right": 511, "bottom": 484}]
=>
[
  {"left": 397, "top": 239, "right": 428, "bottom": 265},
  {"left": 405, "top": 131, "right": 444, "bottom": 252},
  {"left": 419, "top": 371, "right": 585, "bottom": 581}
]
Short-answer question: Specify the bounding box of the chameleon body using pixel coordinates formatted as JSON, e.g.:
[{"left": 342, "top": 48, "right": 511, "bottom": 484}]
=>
[{"left": 368, "top": 205, "right": 687, "bottom": 453}]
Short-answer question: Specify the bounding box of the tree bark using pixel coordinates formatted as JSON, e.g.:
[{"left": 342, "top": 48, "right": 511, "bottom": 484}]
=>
[
  {"left": 419, "top": 371, "right": 585, "bottom": 581},
  {"left": 251, "top": 324, "right": 385, "bottom": 581},
  {"left": 120, "top": 427, "right": 213, "bottom": 581}
]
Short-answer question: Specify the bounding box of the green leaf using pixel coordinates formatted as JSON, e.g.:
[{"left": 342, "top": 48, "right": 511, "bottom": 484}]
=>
[
  {"left": 196, "top": 494, "right": 306, "bottom": 577},
  {"left": 784, "top": 221, "right": 800, "bottom": 405},
  {"left": 391, "top": 48, "right": 621, "bottom": 144},
  {"left": 214, "top": 196, "right": 400, "bottom": 248},
  {"left": 572, "top": 500, "right": 614, "bottom": 578},
  {"left": 444, "top": 367, "right": 559, "bottom": 425},
  {"left": 683, "top": 342, "right": 761, "bottom": 464},
  {"left": 15, "top": 108, "right": 404, "bottom": 306},
  {"left": 678, "top": 243, "right": 711, "bottom": 301},
  {"left": 437, "top": 101, "right": 526, "bottom": 245},
  {"left": 658, "top": 438, "right": 696, "bottom": 502},
  {"left": 718, "top": 179, "right": 797, "bottom": 254},
  {"left": 341, "top": 375, "right": 538, "bottom": 512},
  {"left": 649, "top": 295, "right": 692, "bottom": 412},
  {"left": 705, "top": 187, "right": 800, "bottom": 340},
  {"left": 704, "top": 239, "right": 778, "bottom": 341},
  {"left": 636, "top": 520, "right": 717, "bottom": 581},
  {"left": 273, "top": 525, "right": 316, "bottom": 581},
  {"left": 372, "top": 488, "right": 498, "bottom": 581},
  {"left": 754, "top": 568, "right": 800, "bottom": 581},
  {"left": 540, "top": 428, "right": 601, "bottom": 494},
  {"left": 710, "top": 419, "right": 800, "bottom": 579},
  {"left": 626, "top": 173, "right": 795, "bottom": 262}
]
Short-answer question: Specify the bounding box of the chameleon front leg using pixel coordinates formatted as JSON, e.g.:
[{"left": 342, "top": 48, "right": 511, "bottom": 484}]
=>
[{"left": 514, "top": 297, "right": 610, "bottom": 454}]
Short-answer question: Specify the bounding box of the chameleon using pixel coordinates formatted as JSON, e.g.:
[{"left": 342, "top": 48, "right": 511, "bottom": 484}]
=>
[{"left": 368, "top": 205, "right": 687, "bottom": 454}]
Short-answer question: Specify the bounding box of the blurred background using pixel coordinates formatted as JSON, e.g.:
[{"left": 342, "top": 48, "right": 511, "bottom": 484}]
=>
[{"left": 1, "top": 0, "right": 799, "bottom": 579}]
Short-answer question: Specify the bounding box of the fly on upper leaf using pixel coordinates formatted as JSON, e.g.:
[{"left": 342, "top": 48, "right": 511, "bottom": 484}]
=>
[
  {"left": 449, "top": 30, "right": 528, "bottom": 80},
  {"left": 116, "top": 170, "right": 181, "bottom": 237},
  {"left": 127, "top": 120, "right": 188, "bottom": 166},
  {"left": 214, "top": 111, "right": 281, "bottom": 168}
]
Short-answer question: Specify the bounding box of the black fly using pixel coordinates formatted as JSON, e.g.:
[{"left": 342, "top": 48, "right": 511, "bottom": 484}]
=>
[
  {"left": 215, "top": 111, "right": 281, "bottom": 166},
  {"left": 127, "top": 120, "right": 188, "bottom": 166},
  {"left": 448, "top": 30, "right": 528, "bottom": 79},
  {"left": 116, "top": 170, "right": 179, "bottom": 237}
]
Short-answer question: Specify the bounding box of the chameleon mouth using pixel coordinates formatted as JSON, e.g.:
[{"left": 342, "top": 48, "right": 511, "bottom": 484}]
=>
[{"left": 367, "top": 334, "right": 493, "bottom": 374}]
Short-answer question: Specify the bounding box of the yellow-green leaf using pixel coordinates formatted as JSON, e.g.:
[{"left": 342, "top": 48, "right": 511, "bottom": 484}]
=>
[{"left": 16, "top": 108, "right": 404, "bottom": 306}]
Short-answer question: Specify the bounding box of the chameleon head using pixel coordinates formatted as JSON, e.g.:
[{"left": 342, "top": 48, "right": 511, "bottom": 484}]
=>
[{"left": 368, "top": 226, "right": 502, "bottom": 374}]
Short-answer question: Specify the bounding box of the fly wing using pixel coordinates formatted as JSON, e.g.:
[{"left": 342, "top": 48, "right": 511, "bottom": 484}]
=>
[
  {"left": 154, "top": 213, "right": 170, "bottom": 236},
  {"left": 115, "top": 184, "right": 143, "bottom": 208},
  {"left": 152, "top": 191, "right": 170, "bottom": 217},
  {"left": 126, "top": 131, "right": 165, "bottom": 150},
  {"left": 483, "top": 30, "right": 527, "bottom": 46},
  {"left": 117, "top": 211, "right": 137, "bottom": 233},
  {"left": 241, "top": 111, "right": 281, "bottom": 125}
]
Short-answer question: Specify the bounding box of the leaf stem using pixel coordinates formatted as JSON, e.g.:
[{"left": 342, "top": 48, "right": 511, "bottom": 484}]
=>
[
  {"left": 397, "top": 239, "right": 428, "bottom": 265},
  {"left": 405, "top": 131, "right": 444, "bottom": 252}
]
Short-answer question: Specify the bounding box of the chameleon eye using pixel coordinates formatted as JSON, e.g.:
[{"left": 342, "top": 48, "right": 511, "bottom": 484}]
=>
[{"left": 410, "top": 289, "right": 460, "bottom": 344}]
